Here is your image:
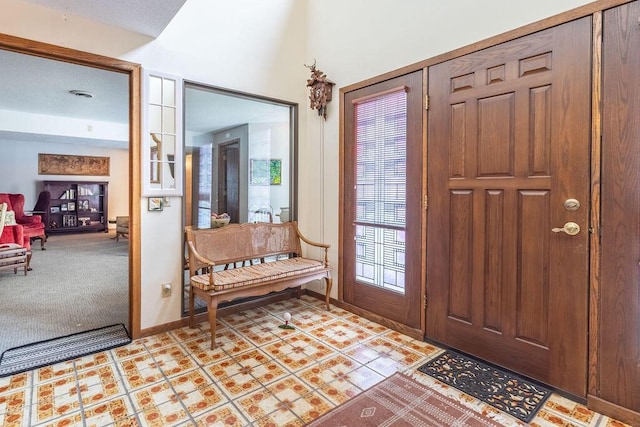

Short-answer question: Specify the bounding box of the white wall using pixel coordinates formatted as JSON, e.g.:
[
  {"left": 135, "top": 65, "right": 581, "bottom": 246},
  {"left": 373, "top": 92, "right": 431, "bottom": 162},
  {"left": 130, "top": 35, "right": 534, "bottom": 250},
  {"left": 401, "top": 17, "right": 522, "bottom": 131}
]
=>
[
  {"left": 1, "top": 0, "right": 595, "bottom": 330},
  {"left": 300, "top": 0, "right": 594, "bottom": 295},
  {"left": 0, "top": 137, "right": 129, "bottom": 218}
]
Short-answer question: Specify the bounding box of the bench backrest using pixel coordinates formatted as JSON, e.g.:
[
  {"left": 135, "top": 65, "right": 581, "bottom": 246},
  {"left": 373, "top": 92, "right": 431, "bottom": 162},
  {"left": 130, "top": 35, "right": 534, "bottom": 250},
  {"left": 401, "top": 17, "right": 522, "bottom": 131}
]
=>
[{"left": 186, "top": 222, "right": 303, "bottom": 272}]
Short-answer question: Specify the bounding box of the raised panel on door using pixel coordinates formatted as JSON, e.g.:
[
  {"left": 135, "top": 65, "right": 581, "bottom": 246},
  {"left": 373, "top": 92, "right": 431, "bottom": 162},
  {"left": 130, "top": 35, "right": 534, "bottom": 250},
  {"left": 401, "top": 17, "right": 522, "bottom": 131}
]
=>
[{"left": 427, "top": 17, "right": 591, "bottom": 396}]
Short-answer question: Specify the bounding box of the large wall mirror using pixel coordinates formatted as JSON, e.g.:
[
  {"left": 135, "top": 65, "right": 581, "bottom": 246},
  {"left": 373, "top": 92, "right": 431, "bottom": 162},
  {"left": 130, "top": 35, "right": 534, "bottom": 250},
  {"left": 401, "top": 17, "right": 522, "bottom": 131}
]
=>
[{"left": 182, "top": 82, "right": 297, "bottom": 313}]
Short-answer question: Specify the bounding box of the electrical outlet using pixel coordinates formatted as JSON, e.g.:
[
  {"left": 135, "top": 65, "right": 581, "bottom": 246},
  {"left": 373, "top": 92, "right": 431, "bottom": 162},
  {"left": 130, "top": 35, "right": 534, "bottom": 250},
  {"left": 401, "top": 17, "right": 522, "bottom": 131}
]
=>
[{"left": 161, "top": 283, "right": 171, "bottom": 298}]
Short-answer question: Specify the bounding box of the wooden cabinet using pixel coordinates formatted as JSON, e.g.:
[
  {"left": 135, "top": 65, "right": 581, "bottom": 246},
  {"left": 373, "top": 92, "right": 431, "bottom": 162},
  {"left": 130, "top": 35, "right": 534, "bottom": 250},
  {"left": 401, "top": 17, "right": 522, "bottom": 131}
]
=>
[{"left": 43, "top": 181, "right": 108, "bottom": 233}]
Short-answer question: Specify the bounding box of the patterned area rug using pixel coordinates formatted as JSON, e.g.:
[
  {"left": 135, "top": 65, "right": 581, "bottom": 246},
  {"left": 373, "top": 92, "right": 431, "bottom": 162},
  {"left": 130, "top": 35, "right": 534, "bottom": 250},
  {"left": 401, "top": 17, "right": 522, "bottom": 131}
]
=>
[
  {"left": 417, "top": 349, "right": 552, "bottom": 422},
  {"left": 307, "top": 372, "right": 504, "bottom": 427},
  {"left": 0, "top": 323, "right": 130, "bottom": 377}
]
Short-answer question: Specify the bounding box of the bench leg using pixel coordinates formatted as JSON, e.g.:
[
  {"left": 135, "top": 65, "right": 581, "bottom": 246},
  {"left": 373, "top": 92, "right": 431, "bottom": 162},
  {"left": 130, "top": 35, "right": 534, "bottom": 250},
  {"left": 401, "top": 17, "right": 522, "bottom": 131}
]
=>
[
  {"left": 207, "top": 297, "right": 218, "bottom": 350},
  {"left": 325, "top": 275, "right": 333, "bottom": 311}
]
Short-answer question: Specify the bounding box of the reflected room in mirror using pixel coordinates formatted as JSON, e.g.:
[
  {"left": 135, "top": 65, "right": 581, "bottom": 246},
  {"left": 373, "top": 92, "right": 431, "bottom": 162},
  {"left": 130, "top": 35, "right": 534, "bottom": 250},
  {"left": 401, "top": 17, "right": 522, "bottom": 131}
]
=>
[{"left": 183, "top": 84, "right": 296, "bottom": 229}]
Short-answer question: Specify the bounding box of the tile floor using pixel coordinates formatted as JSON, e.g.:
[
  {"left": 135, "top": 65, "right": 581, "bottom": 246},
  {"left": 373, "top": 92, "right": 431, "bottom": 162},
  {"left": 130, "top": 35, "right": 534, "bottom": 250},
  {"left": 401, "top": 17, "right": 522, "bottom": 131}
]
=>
[{"left": 0, "top": 295, "right": 631, "bottom": 426}]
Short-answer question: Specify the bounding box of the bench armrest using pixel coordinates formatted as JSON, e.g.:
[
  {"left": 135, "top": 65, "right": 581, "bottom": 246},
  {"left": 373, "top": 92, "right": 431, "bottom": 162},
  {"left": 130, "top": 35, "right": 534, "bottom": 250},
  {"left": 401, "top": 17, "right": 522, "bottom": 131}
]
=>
[
  {"left": 295, "top": 226, "right": 330, "bottom": 267},
  {"left": 187, "top": 240, "right": 218, "bottom": 288}
]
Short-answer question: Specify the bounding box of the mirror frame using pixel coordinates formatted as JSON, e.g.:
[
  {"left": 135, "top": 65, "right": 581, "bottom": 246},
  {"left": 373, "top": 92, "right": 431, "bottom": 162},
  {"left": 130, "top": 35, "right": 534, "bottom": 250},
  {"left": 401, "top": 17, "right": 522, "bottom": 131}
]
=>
[{"left": 0, "top": 33, "right": 143, "bottom": 338}]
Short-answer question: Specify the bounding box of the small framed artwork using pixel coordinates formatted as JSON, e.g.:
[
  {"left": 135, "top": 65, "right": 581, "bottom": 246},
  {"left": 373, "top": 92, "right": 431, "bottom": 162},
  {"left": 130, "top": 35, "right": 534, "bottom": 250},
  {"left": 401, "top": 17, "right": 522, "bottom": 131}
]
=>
[
  {"left": 67, "top": 202, "right": 76, "bottom": 211},
  {"left": 148, "top": 197, "right": 163, "bottom": 211},
  {"left": 50, "top": 206, "right": 60, "bottom": 213},
  {"left": 61, "top": 203, "right": 68, "bottom": 211},
  {"left": 250, "top": 159, "right": 282, "bottom": 185},
  {"left": 78, "top": 200, "right": 89, "bottom": 211}
]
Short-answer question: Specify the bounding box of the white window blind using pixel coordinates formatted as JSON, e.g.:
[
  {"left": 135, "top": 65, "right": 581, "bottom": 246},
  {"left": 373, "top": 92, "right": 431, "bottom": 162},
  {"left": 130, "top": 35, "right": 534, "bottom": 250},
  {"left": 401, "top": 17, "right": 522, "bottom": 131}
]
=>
[{"left": 353, "top": 88, "right": 407, "bottom": 293}]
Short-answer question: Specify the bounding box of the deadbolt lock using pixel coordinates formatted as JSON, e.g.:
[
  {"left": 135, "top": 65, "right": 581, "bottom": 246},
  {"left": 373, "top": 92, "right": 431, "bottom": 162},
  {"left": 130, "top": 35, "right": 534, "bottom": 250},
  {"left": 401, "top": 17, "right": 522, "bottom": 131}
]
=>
[
  {"left": 552, "top": 222, "right": 581, "bottom": 236},
  {"left": 563, "top": 198, "right": 581, "bottom": 211}
]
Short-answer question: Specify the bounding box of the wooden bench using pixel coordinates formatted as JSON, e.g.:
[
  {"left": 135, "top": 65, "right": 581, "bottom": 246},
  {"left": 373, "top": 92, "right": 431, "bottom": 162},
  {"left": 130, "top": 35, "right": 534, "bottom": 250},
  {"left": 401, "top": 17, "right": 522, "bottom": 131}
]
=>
[{"left": 186, "top": 222, "right": 332, "bottom": 349}]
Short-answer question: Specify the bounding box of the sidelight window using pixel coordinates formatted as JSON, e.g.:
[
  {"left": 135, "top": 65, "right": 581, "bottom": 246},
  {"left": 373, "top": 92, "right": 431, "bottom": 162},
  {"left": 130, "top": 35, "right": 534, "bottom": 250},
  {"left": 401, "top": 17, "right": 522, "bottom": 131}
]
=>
[{"left": 353, "top": 89, "right": 407, "bottom": 293}]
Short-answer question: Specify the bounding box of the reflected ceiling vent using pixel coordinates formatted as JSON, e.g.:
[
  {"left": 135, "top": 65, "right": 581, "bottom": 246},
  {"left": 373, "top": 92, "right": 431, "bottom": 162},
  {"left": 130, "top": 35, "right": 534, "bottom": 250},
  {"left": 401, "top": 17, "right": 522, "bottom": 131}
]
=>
[{"left": 69, "top": 90, "right": 93, "bottom": 98}]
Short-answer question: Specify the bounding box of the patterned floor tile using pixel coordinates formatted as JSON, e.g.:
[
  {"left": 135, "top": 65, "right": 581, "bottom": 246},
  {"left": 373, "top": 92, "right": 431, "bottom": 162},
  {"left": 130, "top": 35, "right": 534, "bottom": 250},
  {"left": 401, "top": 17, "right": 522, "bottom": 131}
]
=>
[
  {"left": 212, "top": 330, "right": 254, "bottom": 355},
  {"left": 76, "top": 365, "right": 125, "bottom": 406},
  {"left": 317, "top": 376, "right": 361, "bottom": 406},
  {"left": 306, "top": 320, "right": 374, "bottom": 350},
  {"left": 117, "top": 355, "right": 165, "bottom": 391},
  {"left": 233, "top": 348, "right": 272, "bottom": 369},
  {"left": 236, "top": 323, "right": 281, "bottom": 346},
  {"left": 543, "top": 394, "right": 595, "bottom": 425},
  {"left": 34, "top": 360, "right": 75, "bottom": 384},
  {"left": 82, "top": 395, "right": 137, "bottom": 426},
  {"left": 316, "top": 354, "right": 359, "bottom": 375},
  {"left": 149, "top": 345, "right": 195, "bottom": 378},
  {"left": 30, "top": 375, "right": 81, "bottom": 424},
  {"left": 112, "top": 339, "right": 149, "bottom": 361},
  {"left": 287, "top": 390, "right": 334, "bottom": 423},
  {"left": 73, "top": 351, "right": 112, "bottom": 372},
  {"left": 346, "top": 365, "right": 385, "bottom": 390},
  {"left": 220, "top": 310, "right": 264, "bottom": 328},
  {"left": 130, "top": 381, "right": 175, "bottom": 413},
  {"left": 216, "top": 371, "right": 262, "bottom": 399},
  {"left": 136, "top": 397, "right": 189, "bottom": 427},
  {"left": 193, "top": 402, "right": 247, "bottom": 426},
  {"left": 176, "top": 382, "right": 226, "bottom": 418},
  {"left": 181, "top": 336, "right": 228, "bottom": 366},
  {"left": 236, "top": 387, "right": 281, "bottom": 423},
  {"left": 286, "top": 307, "right": 335, "bottom": 330},
  {"left": 344, "top": 343, "right": 382, "bottom": 364},
  {"left": 0, "top": 373, "right": 30, "bottom": 395},
  {"left": 366, "top": 353, "right": 404, "bottom": 376},
  {"left": 139, "top": 332, "right": 178, "bottom": 351},
  {"left": 0, "top": 388, "right": 30, "bottom": 426},
  {"left": 266, "top": 377, "right": 312, "bottom": 404},
  {"left": 261, "top": 299, "right": 309, "bottom": 314},
  {"left": 342, "top": 314, "right": 390, "bottom": 334},
  {"left": 253, "top": 408, "right": 303, "bottom": 427},
  {"left": 248, "top": 360, "right": 290, "bottom": 385},
  {"left": 205, "top": 357, "right": 243, "bottom": 381}
]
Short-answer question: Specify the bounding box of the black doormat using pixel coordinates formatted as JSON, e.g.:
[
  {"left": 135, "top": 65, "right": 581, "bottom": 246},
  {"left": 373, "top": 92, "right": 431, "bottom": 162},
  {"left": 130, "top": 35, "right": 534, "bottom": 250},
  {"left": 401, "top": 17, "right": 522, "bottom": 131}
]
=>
[
  {"left": 417, "top": 349, "right": 552, "bottom": 423},
  {"left": 0, "top": 324, "right": 131, "bottom": 377}
]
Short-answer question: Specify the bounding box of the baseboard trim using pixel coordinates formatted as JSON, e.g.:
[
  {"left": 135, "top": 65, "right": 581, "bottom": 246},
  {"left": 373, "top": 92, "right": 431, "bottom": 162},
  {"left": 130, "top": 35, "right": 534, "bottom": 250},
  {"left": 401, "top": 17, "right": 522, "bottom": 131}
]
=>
[
  {"left": 304, "top": 289, "right": 424, "bottom": 341},
  {"left": 139, "top": 289, "right": 300, "bottom": 338},
  {"left": 587, "top": 394, "right": 640, "bottom": 426}
]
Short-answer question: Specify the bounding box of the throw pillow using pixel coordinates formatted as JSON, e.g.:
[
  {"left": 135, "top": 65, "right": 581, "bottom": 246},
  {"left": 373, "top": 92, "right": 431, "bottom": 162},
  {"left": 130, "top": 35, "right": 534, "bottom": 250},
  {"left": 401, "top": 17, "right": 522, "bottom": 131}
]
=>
[{"left": 4, "top": 210, "right": 17, "bottom": 225}]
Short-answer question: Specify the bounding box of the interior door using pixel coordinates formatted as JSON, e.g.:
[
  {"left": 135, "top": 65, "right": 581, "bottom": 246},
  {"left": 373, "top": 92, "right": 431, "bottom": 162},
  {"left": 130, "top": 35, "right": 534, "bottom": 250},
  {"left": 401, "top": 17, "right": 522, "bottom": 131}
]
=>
[
  {"left": 218, "top": 142, "right": 240, "bottom": 222},
  {"left": 426, "top": 17, "right": 591, "bottom": 396},
  {"left": 343, "top": 71, "right": 423, "bottom": 329}
]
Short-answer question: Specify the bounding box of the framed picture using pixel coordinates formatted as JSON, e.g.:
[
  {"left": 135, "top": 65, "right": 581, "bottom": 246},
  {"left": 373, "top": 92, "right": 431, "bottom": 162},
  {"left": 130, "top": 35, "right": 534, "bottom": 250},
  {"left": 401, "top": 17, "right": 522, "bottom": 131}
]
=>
[
  {"left": 250, "top": 159, "right": 282, "bottom": 185},
  {"left": 38, "top": 153, "right": 110, "bottom": 176},
  {"left": 148, "top": 197, "right": 163, "bottom": 211},
  {"left": 61, "top": 203, "right": 68, "bottom": 211},
  {"left": 79, "top": 200, "right": 89, "bottom": 211},
  {"left": 67, "top": 202, "right": 76, "bottom": 211},
  {"left": 50, "top": 206, "right": 60, "bottom": 213}
]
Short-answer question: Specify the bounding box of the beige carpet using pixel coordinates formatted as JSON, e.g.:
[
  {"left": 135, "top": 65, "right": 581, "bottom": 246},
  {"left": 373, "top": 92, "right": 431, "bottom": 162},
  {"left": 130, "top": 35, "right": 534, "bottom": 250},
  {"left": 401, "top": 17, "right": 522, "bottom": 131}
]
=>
[
  {"left": 0, "top": 231, "right": 129, "bottom": 355},
  {"left": 307, "top": 372, "right": 507, "bottom": 427}
]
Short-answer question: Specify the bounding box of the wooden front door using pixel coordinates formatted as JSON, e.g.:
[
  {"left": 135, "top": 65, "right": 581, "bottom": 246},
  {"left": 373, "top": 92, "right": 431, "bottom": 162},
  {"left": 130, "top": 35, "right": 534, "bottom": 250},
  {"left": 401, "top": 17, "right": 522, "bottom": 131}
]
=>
[
  {"left": 343, "top": 71, "right": 423, "bottom": 329},
  {"left": 426, "top": 17, "right": 591, "bottom": 396}
]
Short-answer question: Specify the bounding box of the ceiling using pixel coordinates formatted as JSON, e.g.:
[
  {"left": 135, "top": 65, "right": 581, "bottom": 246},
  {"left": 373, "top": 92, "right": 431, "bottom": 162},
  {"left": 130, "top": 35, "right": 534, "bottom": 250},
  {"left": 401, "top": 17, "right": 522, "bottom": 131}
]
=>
[
  {"left": 22, "top": 0, "right": 187, "bottom": 38},
  {"left": 0, "top": 1, "right": 291, "bottom": 150}
]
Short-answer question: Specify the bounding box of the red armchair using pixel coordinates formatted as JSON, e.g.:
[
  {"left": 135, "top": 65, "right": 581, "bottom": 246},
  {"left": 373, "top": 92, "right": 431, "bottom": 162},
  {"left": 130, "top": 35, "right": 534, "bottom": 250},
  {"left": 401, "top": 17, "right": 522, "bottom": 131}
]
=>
[
  {"left": 0, "top": 193, "right": 46, "bottom": 250},
  {"left": 0, "top": 203, "right": 30, "bottom": 272}
]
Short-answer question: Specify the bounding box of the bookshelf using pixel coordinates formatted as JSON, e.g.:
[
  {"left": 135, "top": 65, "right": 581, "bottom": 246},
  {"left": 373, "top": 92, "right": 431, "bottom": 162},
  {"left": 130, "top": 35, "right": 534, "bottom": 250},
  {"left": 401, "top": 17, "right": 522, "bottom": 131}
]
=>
[{"left": 43, "top": 181, "right": 108, "bottom": 233}]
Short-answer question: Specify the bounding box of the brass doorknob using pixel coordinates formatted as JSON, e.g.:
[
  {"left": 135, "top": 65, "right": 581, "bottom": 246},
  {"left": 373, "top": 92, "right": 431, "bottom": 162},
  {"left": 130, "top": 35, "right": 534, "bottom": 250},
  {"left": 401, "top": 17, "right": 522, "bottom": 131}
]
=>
[{"left": 552, "top": 222, "right": 580, "bottom": 236}]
